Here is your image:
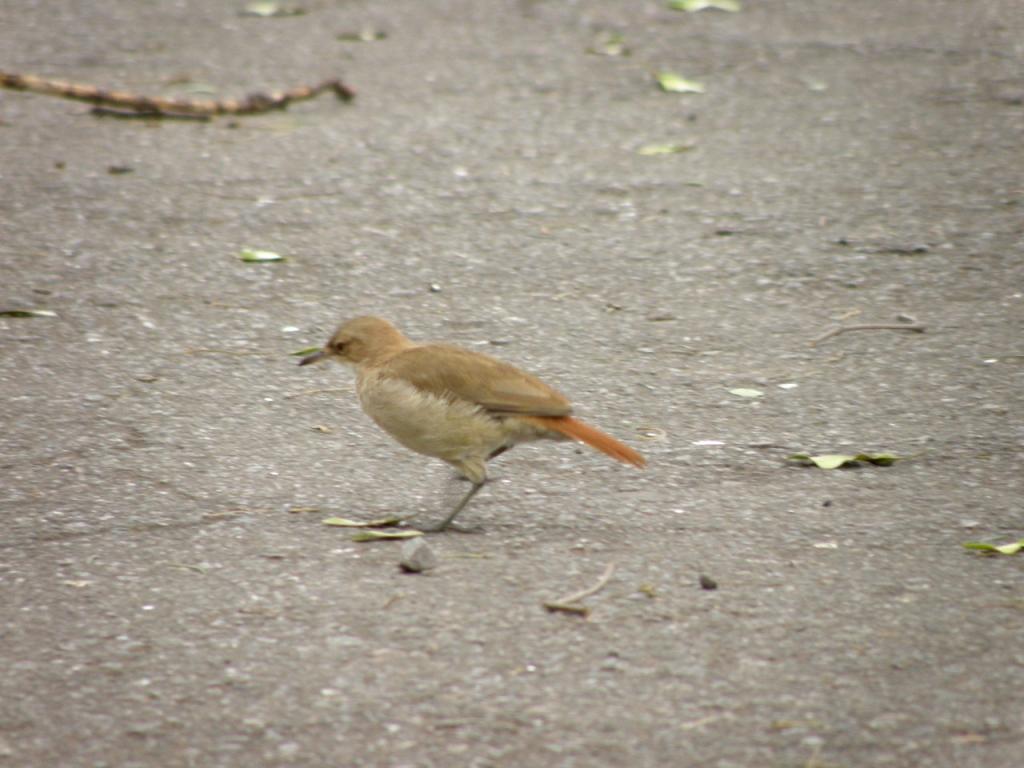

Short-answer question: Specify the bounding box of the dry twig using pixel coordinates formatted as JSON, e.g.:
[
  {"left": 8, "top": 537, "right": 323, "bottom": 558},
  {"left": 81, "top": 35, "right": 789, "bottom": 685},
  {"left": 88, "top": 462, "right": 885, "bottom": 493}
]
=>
[
  {"left": 810, "top": 318, "right": 926, "bottom": 346},
  {"left": 0, "top": 70, "right": 354, "bottom": 118},
  {"left": 544, "top": 561, "right": 617, "bottom": 616}
]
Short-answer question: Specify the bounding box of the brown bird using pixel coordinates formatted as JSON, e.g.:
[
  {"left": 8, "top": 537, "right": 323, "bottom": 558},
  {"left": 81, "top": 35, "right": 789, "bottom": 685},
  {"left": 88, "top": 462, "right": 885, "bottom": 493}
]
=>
[{"left": 300, "top": 316, "right": 644, "bottom": 531}]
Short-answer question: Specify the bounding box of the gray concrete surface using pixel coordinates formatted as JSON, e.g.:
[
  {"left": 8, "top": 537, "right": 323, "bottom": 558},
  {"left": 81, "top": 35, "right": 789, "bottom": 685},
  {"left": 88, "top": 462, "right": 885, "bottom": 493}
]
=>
[{"left": 2, "top": 1, "right": 1022, "bottom": 766}]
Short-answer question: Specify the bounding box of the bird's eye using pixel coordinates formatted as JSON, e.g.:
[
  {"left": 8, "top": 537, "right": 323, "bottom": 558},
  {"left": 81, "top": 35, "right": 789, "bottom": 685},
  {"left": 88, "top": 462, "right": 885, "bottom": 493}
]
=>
[{"left": 332, "top": 341, "right": 346, "bottom": 352}]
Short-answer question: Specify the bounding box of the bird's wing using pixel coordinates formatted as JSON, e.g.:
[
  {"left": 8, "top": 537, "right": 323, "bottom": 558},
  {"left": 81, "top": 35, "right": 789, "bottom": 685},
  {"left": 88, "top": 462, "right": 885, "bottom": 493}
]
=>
[{"left": 382, "top": 344, "right": 573, "bottom": 416}]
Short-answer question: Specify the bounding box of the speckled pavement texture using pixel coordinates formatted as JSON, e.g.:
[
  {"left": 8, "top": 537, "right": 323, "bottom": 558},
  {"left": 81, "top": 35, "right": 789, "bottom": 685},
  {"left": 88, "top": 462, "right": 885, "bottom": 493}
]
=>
[{"left": 1, "top": 2, "right": 1022, "bottom": 766}]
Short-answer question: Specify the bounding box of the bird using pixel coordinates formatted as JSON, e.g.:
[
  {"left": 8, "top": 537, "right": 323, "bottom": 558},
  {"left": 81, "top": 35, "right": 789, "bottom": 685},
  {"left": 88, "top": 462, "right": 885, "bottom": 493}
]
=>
[{"left": 299, "top": 316, "right": 645, "bottom": 531}]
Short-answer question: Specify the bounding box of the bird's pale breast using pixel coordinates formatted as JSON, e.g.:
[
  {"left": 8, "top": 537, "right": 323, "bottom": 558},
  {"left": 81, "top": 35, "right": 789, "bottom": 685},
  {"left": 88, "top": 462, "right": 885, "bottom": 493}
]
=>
[{"left": 358, "top": 371, "right": 493, "bottom": 455}]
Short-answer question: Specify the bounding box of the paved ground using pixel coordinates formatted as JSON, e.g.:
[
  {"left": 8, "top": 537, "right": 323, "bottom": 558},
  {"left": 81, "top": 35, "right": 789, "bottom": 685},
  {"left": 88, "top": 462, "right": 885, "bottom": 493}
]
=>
[{"left": 2, "top": 1, "right": 1022, "bottom": 766}]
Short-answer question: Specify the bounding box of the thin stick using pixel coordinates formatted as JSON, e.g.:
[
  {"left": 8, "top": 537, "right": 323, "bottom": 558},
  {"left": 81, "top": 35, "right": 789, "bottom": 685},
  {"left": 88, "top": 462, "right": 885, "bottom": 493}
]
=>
[
  {"left": 0, "top": 71, "right": 354, "bottom": 117},
  {"left": 544, "top": 561, "right": 617, "bottom": 615},
  {"left": 810, "top": 322, "right": 926, "bottom": 346}
]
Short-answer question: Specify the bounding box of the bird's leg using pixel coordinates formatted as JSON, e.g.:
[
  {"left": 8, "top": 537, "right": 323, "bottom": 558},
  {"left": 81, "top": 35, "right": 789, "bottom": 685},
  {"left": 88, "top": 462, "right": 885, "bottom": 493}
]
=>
[
  {"left": 422, "top": 481, "right": 484, "bottom": 533},
  {"left": 454, "top": 447, "right": 508, "bottom": 483}
]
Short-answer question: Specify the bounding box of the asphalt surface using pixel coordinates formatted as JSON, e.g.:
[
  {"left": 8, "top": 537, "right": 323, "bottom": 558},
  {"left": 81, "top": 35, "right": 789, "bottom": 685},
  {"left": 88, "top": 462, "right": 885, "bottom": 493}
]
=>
[{"left": 2, "top": 1, "right": 1023, "bottom": 766}]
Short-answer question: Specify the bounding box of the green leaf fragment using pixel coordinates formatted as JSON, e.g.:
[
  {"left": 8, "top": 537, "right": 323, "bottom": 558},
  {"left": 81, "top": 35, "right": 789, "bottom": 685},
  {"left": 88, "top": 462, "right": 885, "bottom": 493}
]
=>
[
  {"left": 291, "top": 346, "right": 321, "bottom": 357},
  {"left": 243, "top": 1, "right": 277, "bottom": 15},
  {"left": 857, "top": 453, "right": 900, "bottom": 466},
  {"left": 637, "top": 142, "right": 696, "bottom": 156},
  {"left": 788, "top": 452, "right": 903, "bottom": 469},
  {"left": 323, "top": 517, "right": 373, "bottom": 527},
  {"left": 242, "top": 2, "right": 305, "bottom": 17},
  {"left": 729, "top": 388, "right": 763, "bottom": 398},
  {"left": 337, "top": 28, "right": 387, "bottom": 42},
  {"left": 963, "top": 539, "right": 1024, "bottom": 555},
  {"left": 803, "top": 454, "right": 857, "bottom": 469},
  {"left": 668, "top": 0, "right": 742, "bottom": 11},
  {"left": 239, "top": 248, "right": 284, "bottom": 262},
  {"left": 350, "top": 529, "right": 424, "bottom": 542},
  {"left": 656, "top": 72, "right": 705, "bottom": 93},
  {"left": 587, "top": 32, "right": 629, "bottom": 57},
  {"left": 0, "top": 309, "right": 58, "bottom": 317}
]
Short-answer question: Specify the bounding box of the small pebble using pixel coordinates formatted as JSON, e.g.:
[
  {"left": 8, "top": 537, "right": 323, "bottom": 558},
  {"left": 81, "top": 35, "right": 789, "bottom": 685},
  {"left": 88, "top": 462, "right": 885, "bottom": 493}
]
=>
[
  {"left": 699, "top": 574, "right": 718, "bottom": 591},
  {"left": 399, "top": 538, "right": 437, "bottom": 573}
]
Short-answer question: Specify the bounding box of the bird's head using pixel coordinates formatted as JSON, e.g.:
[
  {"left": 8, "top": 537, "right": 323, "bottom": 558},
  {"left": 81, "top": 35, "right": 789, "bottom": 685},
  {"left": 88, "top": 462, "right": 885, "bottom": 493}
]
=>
[{"left": 299, "top": 316, "right": 411, "bottom": 368}]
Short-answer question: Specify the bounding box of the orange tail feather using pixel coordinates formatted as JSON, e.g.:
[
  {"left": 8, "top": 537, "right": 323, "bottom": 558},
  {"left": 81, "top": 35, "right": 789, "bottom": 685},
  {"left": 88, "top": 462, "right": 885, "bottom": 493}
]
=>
[{"left": 524, "top": 415, "right": 646, "bottom": 468}]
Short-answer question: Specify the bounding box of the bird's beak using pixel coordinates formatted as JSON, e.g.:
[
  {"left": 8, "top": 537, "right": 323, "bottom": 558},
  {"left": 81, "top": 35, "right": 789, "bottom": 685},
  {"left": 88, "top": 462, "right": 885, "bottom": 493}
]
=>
[{"left": 299, "top": 349, "right": 327, "bottom": 366}]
